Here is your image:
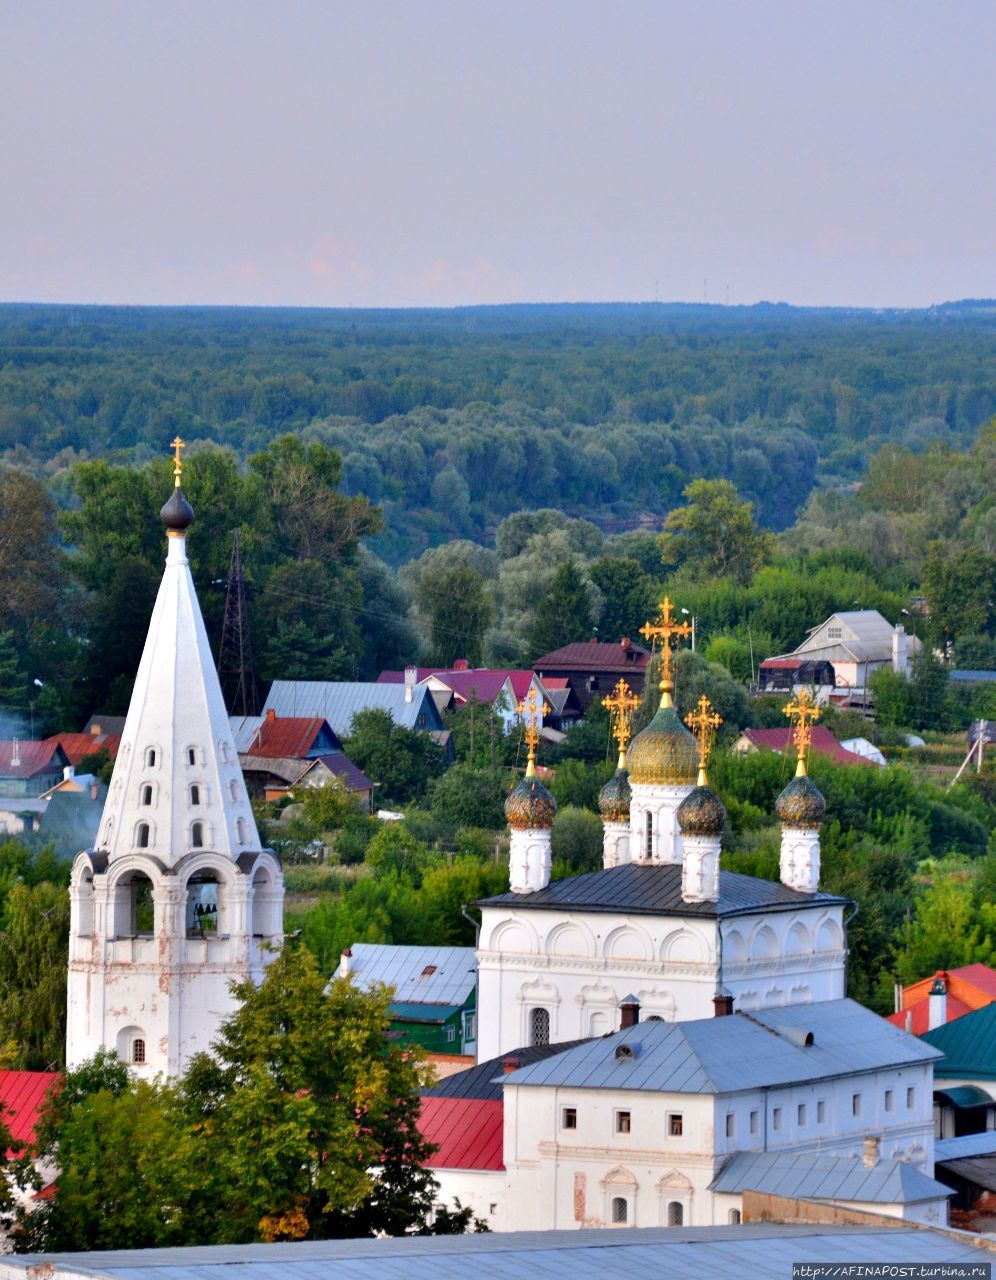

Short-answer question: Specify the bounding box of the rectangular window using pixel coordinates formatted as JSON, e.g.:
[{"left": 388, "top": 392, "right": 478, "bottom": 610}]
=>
[
  {"left": 725, "top": 1113, "right": 734, "bottom": 1138},
  {"left": 668, "top": 1112, "right": 683, "bottom": 1137},
  {"left": 562, "top": 1107, "right": 577, "bottom": 1131},
  {"left": 615, "top": 1110, "right": 631, "bottom": 1135},
  {"left": 827, "top": 626, "right": 842, "bottom": 639},
  {"left": 749, "top": 1110, "right": 758, "bottom": 1135},
  {"left": 464, "top": 1013, "right": 476, "bottom": 1041},
  {"left": 817, "top": 1100, "right": 826, "bottom": 1123},
  {"left": 772, "top": 1107, "right": 782, "bottom": 1131},
  {"left": 884, "top": 1089, "right": 894, "bottom": 1112},
  {"left": 797, "top": 1103, "right": 806, "bottom": 1126},
  {"left": 907, "top": 1086, "right": 916, "bottom": 1109},
  {"left": 852, "top": 1093, "right": 862, "bottom": 1117}
]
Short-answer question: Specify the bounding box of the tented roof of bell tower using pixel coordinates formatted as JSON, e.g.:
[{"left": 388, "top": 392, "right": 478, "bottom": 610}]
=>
[{"left": 95, "top": 488, "right": 260, "bottom": 865}]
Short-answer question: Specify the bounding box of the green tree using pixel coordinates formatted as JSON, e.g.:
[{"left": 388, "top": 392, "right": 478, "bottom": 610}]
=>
[
  {"left": 869, "top": 667, "right": 912, "bottom": 729},
  {"left": 892, "top": 877, "right": 996, "bottom": 985},
  {"left": 550, "top": 806, "right": 604, "bottom": 872},
  {"left": 428, "top": 764, "right": 509, "bottom": 832},
  {"left": 0, "top": 881, "right": 70, "bottom": 1069},
  {"left": 922, "top": 543, "right": 995, "bottom": 650},
  {"left": 659, "top": 479, "right": 773, "bottom": 585},
  {"left": 293, "top": 779, "right": 360, "bottom": 835},
  {"left": 364, "top": 823, "right": 431, "bottom": 882},
  {"left": 0, "top": 631, "right": 24, "bottom": 711},
  {"left": 343, "top": 708, "right": 445, "bottom": 807},
  {"left": 417, "top": 563, "right": 495, "bottom": 667},
  {"left": 589, "top": 556, "right": 657, "bottom": 644},
  {"left": 528, "top": 562, "right": 595, "bottom": 657}
]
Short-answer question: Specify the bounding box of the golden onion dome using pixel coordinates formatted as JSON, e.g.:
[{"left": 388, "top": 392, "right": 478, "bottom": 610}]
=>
[
  {"left": 677, "top": 784, "right": 726, "bottom": 837},
  {"left": 627, "top": 703, "right": 698, "bottom": 786},
  {"left": 598, "top": 767, "right": 631, "bottom": 822},
  {"left": 775, "top": 774, "right": 826, "bottom": 829},
  {"left": 505, "top": 774, "right": 557, "bottom": 830}
]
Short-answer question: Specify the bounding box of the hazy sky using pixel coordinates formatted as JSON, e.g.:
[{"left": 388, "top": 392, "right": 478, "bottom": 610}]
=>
[{"left": 2, "top": 1, "right": 994, "bottom": 308}]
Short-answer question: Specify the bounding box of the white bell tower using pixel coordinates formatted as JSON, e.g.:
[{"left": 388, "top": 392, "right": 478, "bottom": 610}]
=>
[{"left": 66, "top": 439, "right": 284, "bottom": 1078}]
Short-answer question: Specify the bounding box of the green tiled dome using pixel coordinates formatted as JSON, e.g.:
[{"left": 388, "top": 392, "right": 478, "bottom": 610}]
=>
[
  {"left": 598, "top": 767, "right": 632, "bottom": 821},
  {"left": 775, "top": 773, "right": 826, "bottom": 829},
  {"left": 628, "top": 704, "right": 698, "bottom": 786},
  {"left": 505, "top": 774, "right": 557, "bottom": 830},
  {"left": 677, "top": 784, "right": 726, "bottom": 837}
]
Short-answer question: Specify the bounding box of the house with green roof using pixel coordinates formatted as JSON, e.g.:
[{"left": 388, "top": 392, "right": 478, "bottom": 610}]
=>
[{"left": 920, "top": 1003, "right": 996, "bottom": 1140}]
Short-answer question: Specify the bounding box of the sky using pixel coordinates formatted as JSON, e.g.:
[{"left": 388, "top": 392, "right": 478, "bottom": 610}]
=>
[{"left": 1, "top": 1, "right": 994, "bottom": 309}]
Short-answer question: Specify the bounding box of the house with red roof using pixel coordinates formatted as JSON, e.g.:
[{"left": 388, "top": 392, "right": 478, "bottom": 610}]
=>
[
  {"left": 887, "top": 966, "right": 996, "bottom": 1036},
  {"left": 532, "top": 638, "right": 650, "bottom": 711},
  {"left": 733, "top": 726, "right": 875, "bottom": 768},
  {"left": 44, "top": 730, "right": 122, "bottom": 768},
  {"left": 378, "top": 665, "right": 557, "bottom": 731},
  {"left": 0, "top": 740, "right": 70, "bottom": 798},
  {"left": 230, "top": 710, "right": 341, "bottom": 759},
  {"left": 0, "top": 1070, "right": 59, "bottom": 1156}
]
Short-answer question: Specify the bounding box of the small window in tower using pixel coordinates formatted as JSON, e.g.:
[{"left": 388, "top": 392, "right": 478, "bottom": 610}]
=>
[
  {"left": 136, "top": 822, "right": 150, "bottom": 849},
  {"left": 229, "top": 780, "right": 240, "bottom": 803},
  {"left": 191, "top": 822, "right": 204, "bottom": 849},
  {"left": 645, "top": 812, "right": 653, "bottom": 859},
  {"left": 187, "top": 748, "right": 196, "bottom": 766},
  {"left": 146, "top": 748, "right": 157, "bottom": 768},
  {"left": 190, "top": 784, "right": 201, "bottom": 806},
  {"left": 237, "top": 818, "right": 248, "bottom": 844},
  {"left": 140, "top": 785, "right": 152, "bottom": 806},
  {"left": 132, "top": 1038, "right": 146, "bottom": 1064}
]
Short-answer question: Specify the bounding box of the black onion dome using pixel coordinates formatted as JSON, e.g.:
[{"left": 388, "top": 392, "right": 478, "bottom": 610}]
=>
[
  {"left": 776, "top": 774, "right": 826, "bottom": 828},
  {"left": 598, "top": 767, "right": 632, "bottom": 822},
  {"left": 627, "top": 704, "right": 698, "bottom": 786},
  {"left": 161, "top": 486, "right": 194, "bottom": 532},
  {"left": 505, "top": 774, "right": 557, "bottom": 830},
  {"left": 677, "top": 784, "right": 727, "bottom": 837}
]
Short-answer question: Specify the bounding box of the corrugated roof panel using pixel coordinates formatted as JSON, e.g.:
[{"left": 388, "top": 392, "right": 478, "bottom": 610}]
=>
[
  {"left": 913, "top": 1001, "right": 996, "bottom": 1078},
  {"left": 264, "top": 682, "right": 434, "bottom": 735},
  {"left": 710, "top": 1150, "right": 950, "bottom": 1204},
  {"left": 419, "top": 1096, "right": 503, "bottom": 1170},
  {"left": 0, "top": 1070, "right": 59, "bottom": 1153},
  {"left": 337, "top": 944, "right": 476, "bottom": 1007}
]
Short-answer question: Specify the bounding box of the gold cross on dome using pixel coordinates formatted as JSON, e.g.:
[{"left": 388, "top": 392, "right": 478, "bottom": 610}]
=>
[
  {"left": 784, "top": 688, "right": 820, "bottom": 776},
  {"left": 170, "top": 436, "right": 186, "bottom": 488},
  {"left": 517, "top": 687, "right": 551, "bottom": 776},
  {"left": 639, "top": 595, "right": 692, "bottom": 701},
  {"left": 603, "top": 678, "right": 640, "bottom": 763},
  {"left": 686, "top": 694, "right": 723, "bottom": 785}
]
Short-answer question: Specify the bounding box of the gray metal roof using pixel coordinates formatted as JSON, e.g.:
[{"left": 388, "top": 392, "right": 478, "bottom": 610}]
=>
[
  {"left": 1, "top": 1224, "right": 988, "bottom": 1280},
  {"left": 424, "top": 1040, "right": 590, "bottom": 1101},
  {"left": 503, "top": 999, "right": 940, "bottom": 1095},
  {"left": 476, "top": 862, "right": 849, "bottom": 919},
  {"left": 264, "top": 681, "right": 437, "bottom": 736},
  {"left": 936, "top": 1131, "right": 996, "bottom": 1162},
  {"left": 710, "top": 1150, "right": 951, "bottom": 1204},
  {"left": 336, "top": 944, "right": 477, "bottom": 1007}
]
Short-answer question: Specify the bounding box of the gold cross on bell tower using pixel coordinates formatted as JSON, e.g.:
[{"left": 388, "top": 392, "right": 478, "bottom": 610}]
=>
[
  {"left": 686, "top": 694, "right": 723, "bottom": 787},
  {"left": 640, "top": 595, "right": 692, "bottom": 707},
  {"left": 518, "top": 687, "right": 551, "bottom": 777},
  {"left": 784, "top": 688, "right": 820, "bottom": 777},
  {"left": 603, "top": 678, "right": 640, "bottom": 769},
  {"left": 170, "top": 435, "right": 186, "bottom": 488}
]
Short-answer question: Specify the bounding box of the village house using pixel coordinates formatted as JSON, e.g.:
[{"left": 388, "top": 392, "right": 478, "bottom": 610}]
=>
[{"left": 532, "top": 638, "right": 650, "bottom": 712}]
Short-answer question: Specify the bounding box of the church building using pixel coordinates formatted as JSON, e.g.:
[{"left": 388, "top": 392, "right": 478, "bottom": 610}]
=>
[{"left": 66, "top": 441, "right": 284, "bottom": 1078}]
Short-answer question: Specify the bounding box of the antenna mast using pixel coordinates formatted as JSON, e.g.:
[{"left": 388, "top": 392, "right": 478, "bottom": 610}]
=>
[{"left": 218, "top": 529, "right": 260, "bottom": 717}]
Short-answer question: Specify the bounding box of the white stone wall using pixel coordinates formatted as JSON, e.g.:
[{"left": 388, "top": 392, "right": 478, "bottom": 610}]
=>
[
  {"left": 780, "top": 826, "right": 821, "bottom": 894},
  {"left": 508, "top": 827, "right": 552, "bottom": 894},
  {"left": 628, "top": 783, "right": 693, "bottom": 864},
  {"left": 602, "top": 821, "right": 630, "bottom": 869},
  {"left": 476, "top": 903, "right": 846, "bottom": 1061}
]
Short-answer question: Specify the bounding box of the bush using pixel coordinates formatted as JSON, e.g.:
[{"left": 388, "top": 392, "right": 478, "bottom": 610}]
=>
[{"left": 550, "top": 806, "right": 604, "bottom": 872}]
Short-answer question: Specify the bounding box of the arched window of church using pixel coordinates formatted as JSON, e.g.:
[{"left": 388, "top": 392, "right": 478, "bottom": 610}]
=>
[
  {"left": 136, "top": 822, "right": 150, "bottom": 849},
  {"left": 230, "top": 780, "right": 240, "bottom": 803},
  {"left": 187, "top": 748, "right": 197, "bottom": 766},
  {"left": 667, "top": 1201, "right": 684, "bottom": 1227},
  {"left": 132, "top": 1038, "right": 146, "bottom": 1065},
  {"left": 529, "top": 1007, "right": 550, "bottom": 1046},
  {"left": 645, "top": 812, "right": 653, "bottom": 859},
  {"left": 728, "top": 1209, "right": 741, "bottom": 1225},
  {"left": 140, "top": 785, "right": 152, "bottom": 806},
  {"left": 190, "top": 784, "right": 201, "bottom": 806},
  {"left": 237, "top": 818, "right": 248, "bottom": 844},
  {"left": 611, "top": 1197, "right": 628, "bottom": 1224},
  {"left": 191, "top": 821, "right": 204, "bottom": 849},
  {"left": 145, "top": 748, "right": 157, "bottom": 768}
]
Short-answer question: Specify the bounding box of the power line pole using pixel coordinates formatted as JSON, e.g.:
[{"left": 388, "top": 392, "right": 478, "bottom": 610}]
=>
[{"left": 218, "top": 530, "right": 260, "bottom": 718}]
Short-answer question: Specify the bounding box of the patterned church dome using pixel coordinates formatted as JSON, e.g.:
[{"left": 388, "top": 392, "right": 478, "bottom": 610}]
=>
[
  {"left": 677, "top": 784, "right": 727, "bottom": 837},
  {"left": 598, "top": 767, "right": 632, "bottom": 822},
  {"left": 627, "top": 704, "right": 698, "bottom": 786},
  {"left": 775, "top": 774, "right": 826, "bottom": 829},
  {"left": 505, "top": 774, "right": 557, "bottom": 830}
]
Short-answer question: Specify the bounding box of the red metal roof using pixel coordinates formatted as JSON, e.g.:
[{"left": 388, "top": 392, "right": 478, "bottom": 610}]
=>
[
  {"left": 0, "top": 741, "right": 67, "bottom": 779},
  {"left": 419, "top": 1095, "right": 504, "bottom": 1171},
  {"left": 740, "top": 726, "right": 872, "bottom": 767},
  {"left": 886, "top": 996, "right": 974, "bottom": 1035},
  {"left": 0, "top": 1071, "right": 59, "bottom": 1154},
  {"left": 532, "top": 640, "right": 650, "bottom": 673},
  {"left": 379, "top": 668, "right": 539, "bottom": 707},
  {"left": 951, "top": 965, "right": 996, "bottom": 999},
  {"left": 759, "top": 659, "right": 803, "bottom": 670},
  {"left": 44, "top": 733, "right": 121, "bottom": 765},
  {"left": 245, "top": 716, "right": 331, "bottom": 759}
]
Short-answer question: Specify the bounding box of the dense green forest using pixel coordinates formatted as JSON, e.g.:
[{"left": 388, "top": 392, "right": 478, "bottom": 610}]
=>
[{"left": 2, "top": 301, "right": 995, "bottom": 561}]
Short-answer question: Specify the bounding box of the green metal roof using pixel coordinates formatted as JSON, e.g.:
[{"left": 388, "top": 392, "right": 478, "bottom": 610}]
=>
[
  {"left": 921, "top": 1003, "right": 996, "bottom": 1078},
  {"left": 934, "top": 1085, "right": 995, "bottom": 1109},
  {"left": 389, "top": 1001, "right": 463, "bottom": 1025}
]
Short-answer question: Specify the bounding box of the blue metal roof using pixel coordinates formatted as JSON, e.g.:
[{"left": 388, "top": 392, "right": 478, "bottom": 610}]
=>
[
  {"left": 336, "top": 944, "right": 476, "bottom": 1007},
  {"left": 264, "top": 681, "right": 442, "bottom": 736},
  {"left": 504, "top": 999, "right": 940, "bottom": 1095},
  {"left": 936, "top": 1131, "right": 996, "bottom": 1162},
  {"left": 2, "top": 1225, "right": 989, "bottom": 1279},
  {"left": 710, "top": 1150, "right": 951, "bottom": 1204}
]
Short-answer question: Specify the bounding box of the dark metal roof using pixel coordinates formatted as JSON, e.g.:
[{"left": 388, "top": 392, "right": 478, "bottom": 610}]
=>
[
  {"left": 710, "top": 1150, "right": 951, "bottom": 1204},
  {"left": 475, "top": 862, "right": 849, "bottom": 919},
  {"left": 921, "top": 1002, "right": 996, "bottom": 1079},
  {"left": 424, "top": 1040, "right": 589, "bottom": 1101},
  {"left": 935, "top": 1156, "right": 996, "bottom": 1192}
]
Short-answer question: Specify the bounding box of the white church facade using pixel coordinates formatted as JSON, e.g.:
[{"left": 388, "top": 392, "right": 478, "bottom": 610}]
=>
[{"left": 66, "top": 445, "right": 284, "bottom": 1078}]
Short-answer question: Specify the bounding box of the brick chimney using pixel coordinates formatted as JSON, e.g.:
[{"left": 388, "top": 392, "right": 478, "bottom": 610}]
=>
[
  {"left": 502, "top": 1056, "right": 520, "bottom": 1074},
  {"left": 928, "top": 973, "right": 948, "bottom": 1030},
  {"left": 863, "top": 1135, "right": 881, "bottom": 1168},
  {"left": 713, "top": 992, "right": 734, "bottom": 1017},
  {"left": 340, "top": 947, "right": 352, "bottom": 976},
  {"left": 454, "top": 658, "right": 470, "bottom": 671},
  {"left": 266, "top": 707, "right": 276, "bottom": 723},
  {"left": 620, "top": 997, "right": 640, "bottom": 1029},
  {"left": 404, "top": 666, "right": 417, "bottom": 703}
]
